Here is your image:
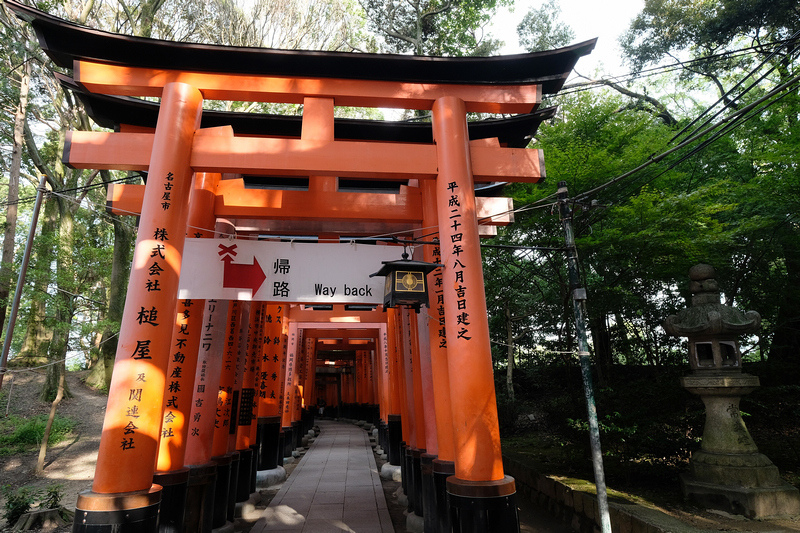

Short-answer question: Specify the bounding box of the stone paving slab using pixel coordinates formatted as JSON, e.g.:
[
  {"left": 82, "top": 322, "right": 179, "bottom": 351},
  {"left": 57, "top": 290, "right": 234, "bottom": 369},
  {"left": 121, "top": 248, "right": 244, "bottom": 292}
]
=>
[{"left": 251, "top": 420, "right": 394, "bottom": 533}]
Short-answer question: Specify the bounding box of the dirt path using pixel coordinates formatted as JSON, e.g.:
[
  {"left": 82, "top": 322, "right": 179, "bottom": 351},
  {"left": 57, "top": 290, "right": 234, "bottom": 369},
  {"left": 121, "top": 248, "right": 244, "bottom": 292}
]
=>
[{"left": 1, "top": 370, "right": 105, "bottom": 516}]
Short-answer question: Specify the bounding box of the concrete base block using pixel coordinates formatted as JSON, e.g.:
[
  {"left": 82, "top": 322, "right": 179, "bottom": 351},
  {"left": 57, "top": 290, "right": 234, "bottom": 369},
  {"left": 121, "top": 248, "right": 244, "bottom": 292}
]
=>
[
  {"left": 395, "top": 486, "right": 408, "bottom": 508},
  {"left": 682, "top": 474, "right": 800, "bottom": 518},
  {"left": 405, "top": 510, "right": 424, "bottom": 533},
  {"left": 211, "top": 520, "right": 235, "bottom": 533},
  {"left": 291, "top": 449, "right": 302, "bottom": 458},
  {"left": 255, "top": 505, "right": 306, "bottom": 530},
  {"left": 234, "top": 492, "right": 262, "bottom": 519},
  {"left": 307, "top": 429, "right": 316, "bottom": 437},
  {"left": 256, "top": 466, "right": 287, "bottom": 489},
  {"left": 301, "top": 436, "right": 310, "bottom": 447},
  {"left": 282, "top": 456, "right": 295, "bottom": 465},
  {"left": 381, "top": 453, "right": 388, "bottom": 461},
  {"left": 381, "top": 463, "right": 402, "bottom": 482}
]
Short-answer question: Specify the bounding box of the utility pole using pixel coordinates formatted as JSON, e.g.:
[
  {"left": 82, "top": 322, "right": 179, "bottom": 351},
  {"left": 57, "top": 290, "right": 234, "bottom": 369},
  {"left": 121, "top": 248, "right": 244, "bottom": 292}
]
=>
[
  {"left": 557, "top": 180, "right": 612, "bottom": 533},
  {"left": 0, "top": 175, "right": 48, "bottom": 392}
]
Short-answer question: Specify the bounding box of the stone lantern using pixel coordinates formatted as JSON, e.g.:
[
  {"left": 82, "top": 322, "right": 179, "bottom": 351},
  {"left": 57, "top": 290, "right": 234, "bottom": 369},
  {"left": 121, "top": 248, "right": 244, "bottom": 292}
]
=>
[{"left": 664, "top": 264, "right": 799, "bottom": 518}]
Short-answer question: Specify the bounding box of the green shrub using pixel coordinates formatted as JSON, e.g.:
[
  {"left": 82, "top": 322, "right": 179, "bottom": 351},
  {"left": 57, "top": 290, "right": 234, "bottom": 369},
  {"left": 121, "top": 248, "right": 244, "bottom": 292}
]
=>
[
  {"left": 1, "top": 485, "right": 39, "bottom": 526},
  {"left": 39, "top": 484, "right": 63, "bottom": 510},
  {"left": 0, "top": 414, "right": 76, "bottom": 455}
]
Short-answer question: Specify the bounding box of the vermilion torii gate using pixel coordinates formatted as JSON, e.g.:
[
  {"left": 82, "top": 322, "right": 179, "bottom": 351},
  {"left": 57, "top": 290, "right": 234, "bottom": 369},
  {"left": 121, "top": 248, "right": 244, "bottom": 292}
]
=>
[{"left": 10, "top": 2, "right": 594, "bottom": 532}]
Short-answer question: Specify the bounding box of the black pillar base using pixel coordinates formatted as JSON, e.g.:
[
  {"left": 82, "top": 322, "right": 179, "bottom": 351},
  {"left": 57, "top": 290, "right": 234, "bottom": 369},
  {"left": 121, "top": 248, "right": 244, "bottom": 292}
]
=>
[
  {"left": 248, "top": 444, "right": 258, "bottom": 493},
  {"left": 153, "top": 468, "right": 189, "bottom": 533},
  {"left": 421, "top": 453, "right": 437, "bottom": 532},
  {"left": 281, "top": 426, "right": 294, "bottom": 459},
  {"left": 400, "top": 441, "right": 408, "bottom": 495},
  {"left": 433, "top": 459, "right": 455, "bottom": 533},
  {"left": 446, "top": 475, "right": 520, "bottom": 533},
  {"left": 211, "top": 454, "right": 232, "bottom": 529},
  {"left": 183, "top": 463, "right": 216, "bottom": 533},
  {"left": 411, "top": 448, "right": 425, "bottom": 517},
  {"left": 258, "top": 416, "right": 281, "bottom": 470},
  {"left": 235, "top": 448, "right": 253, "bottom": 502},
  {"left": 378, "top": 420, "right": 388, "bottom": 452},
  {"left": 291, "top": 420, "right": 302, "bottom": 449},
  {"left": 404, "top": 445, "right": 415, "bottom": 513},
  {"left": 72, "top": 485, "right": 161, "bottom": 533},
  {"left": 387, "top": 414, "right": 402, "bottom": 466},
  {"left": 254, "top": 420, "right": 265, "bottom": 471},
  {"left": 226, "top": 452, "right": 240, "bottom": 523}
]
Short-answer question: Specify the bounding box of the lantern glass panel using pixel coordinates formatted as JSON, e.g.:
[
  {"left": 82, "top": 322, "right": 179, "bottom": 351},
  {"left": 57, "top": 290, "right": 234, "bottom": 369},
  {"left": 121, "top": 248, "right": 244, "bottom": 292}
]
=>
[
  {"left": 695, "top": 342, "right": 714, "bottom": 367},
  {"left": 394, "top": 271, "right": 426, "bottom": 293},
  {"left": 720, "top": 341, "right": 738, "bottom": 367}
]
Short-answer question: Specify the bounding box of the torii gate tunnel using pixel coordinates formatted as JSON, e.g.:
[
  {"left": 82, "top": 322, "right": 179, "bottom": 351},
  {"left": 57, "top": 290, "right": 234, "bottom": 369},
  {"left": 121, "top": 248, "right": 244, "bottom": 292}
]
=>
[{"left": 10, "top": 2, "right": 594, "bottom": 531}]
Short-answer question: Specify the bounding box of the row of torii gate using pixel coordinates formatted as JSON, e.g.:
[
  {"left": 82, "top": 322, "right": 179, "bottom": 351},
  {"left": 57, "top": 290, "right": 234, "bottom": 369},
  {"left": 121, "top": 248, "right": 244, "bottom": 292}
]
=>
[{"left": 10, "top": 2, "right": 594, "bottom": 532}]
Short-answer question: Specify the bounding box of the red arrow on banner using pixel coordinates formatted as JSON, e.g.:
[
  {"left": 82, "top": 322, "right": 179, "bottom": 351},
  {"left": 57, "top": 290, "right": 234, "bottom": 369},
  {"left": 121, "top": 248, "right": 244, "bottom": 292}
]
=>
[{"left": 221, "top": 254, "right": 266, "bottom": 295}]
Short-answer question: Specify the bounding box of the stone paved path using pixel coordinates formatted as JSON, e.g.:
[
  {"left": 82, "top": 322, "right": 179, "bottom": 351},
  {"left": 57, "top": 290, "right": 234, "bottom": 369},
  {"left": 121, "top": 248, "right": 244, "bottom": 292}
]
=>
[{"left": 251, "top": 420, "right": 393, "bottom": 532}]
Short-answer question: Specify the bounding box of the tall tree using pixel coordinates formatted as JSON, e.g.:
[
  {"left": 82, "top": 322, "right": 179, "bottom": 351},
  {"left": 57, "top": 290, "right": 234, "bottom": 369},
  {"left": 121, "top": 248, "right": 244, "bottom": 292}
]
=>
[
  {"left": 516, "top": 0, "right": 574, "bottom": 53},
  {"left": 619, "top": 0, "right": 800, "bottom": 366},
  {"left": 360, "top": 0, "right": 506, "bottom": 56}
]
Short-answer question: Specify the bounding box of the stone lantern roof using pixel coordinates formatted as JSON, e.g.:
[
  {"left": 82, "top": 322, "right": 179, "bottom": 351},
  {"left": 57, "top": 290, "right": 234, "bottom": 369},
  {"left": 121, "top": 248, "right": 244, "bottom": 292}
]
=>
[{"left": 664, "top": 264, "right": 760, "bottom": 338}]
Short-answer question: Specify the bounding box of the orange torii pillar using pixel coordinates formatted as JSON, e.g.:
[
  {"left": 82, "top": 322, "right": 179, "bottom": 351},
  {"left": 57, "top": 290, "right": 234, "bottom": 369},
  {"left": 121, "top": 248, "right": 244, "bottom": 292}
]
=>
[
  {"left": 404, "top": 307, "right": 428, "bottom": 519},
  {"left": 152, "top": 171, "right": 220, "bottom": 533},
  {"left": 433, "top": 96, "right": 519, "bottom": 531},
  {"left": 297, "top": 336, "right": 315, "bottom": 446},
  {"left": 210, "top": 299, "right": 244, "bottom": 529},
  {"left": 386, "top": 308, "right": 404, "bottom": 467},
  {"left": 391, "top": 308, "right": 411, "bottom": 495},
  {"left": 280, "top": 323, "right": 300, "bottom": 459},
  {"left": 183, "top": 297, "right": 229, "bottom": 533},
  {"left": 304, "top": 337, "right": 317, "bottom": 435},
  {"left": 414, "top": 305, "right": 441, "bottom": 533},
  {"left": 256, "top": 303, "right": 284, "bottom": 471},
  {"left": 367, "top": 348, "right": 379, "bottom": 423},
  {"left": 234, "top": 301, "right": 261, "bottom": 503},
  {"left": 72, "top": 82, "right": 202, "bottom": 533},
  {"left": 247, "top": 304, "right": 265, "bottom": 482},
  {"left": 422, "top": 179, "right": 457, "bottom": 533},
  {"left": 396, "top": 308, "right": 420, "bottom": 512},
  {"left": 376, "top": 324, "right": 392, "bottom": 458}
]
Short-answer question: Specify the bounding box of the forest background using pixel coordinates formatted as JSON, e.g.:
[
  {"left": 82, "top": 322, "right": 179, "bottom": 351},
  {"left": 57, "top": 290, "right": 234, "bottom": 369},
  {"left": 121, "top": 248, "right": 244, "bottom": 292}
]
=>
[{"left": 0, "top": 0, "right": 799, "bottom": 500}]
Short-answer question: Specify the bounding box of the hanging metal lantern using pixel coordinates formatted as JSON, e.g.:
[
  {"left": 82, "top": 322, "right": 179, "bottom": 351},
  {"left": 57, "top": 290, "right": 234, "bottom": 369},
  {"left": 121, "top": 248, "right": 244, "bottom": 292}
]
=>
[{"left": 369, "top": 252, "right": 442, "bottom": 311}]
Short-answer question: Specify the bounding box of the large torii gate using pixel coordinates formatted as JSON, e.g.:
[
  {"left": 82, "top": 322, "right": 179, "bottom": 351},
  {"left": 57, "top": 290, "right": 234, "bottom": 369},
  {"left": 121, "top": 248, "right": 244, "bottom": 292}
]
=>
[{"left": 10, "top": 2, "right": 594, "bottom": 532}]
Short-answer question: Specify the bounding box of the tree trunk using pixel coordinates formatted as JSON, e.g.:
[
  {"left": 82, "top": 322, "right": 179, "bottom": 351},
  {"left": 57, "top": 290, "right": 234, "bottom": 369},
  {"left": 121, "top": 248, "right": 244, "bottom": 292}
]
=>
[
  {"left": 36, "top": 367, "right": 65, "bottom": 474},
  {"left": 13, "top": 196, "right": 58, "bottom": 367},
  {"left": 0, "top": 56, "right": 30, "bottom": 334},
  {"left": 41, "top": 198, "right": 75, "bottom": 402},
  {"left": 504, "top": 303, "right": 515, "bottom": 401},
  {"left": 590, "top": 313, "right": 611, "bottom": 386},
  {"left": 85, "top": 211, "right": 133, "bottom": 390},
  {"left": 768, "top": 231, "right": 800, "bottom": 368}
]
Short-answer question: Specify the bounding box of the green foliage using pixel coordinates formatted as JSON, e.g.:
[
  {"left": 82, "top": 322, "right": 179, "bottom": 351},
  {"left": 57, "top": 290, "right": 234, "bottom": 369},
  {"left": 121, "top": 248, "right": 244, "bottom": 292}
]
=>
[
  {"left": 1, "top": 483, "right": 65, "bottom": 526},
  {"left": 621, "top": 0, "right": 800, "bottom": 74},
  {"left": 517, "top": 0, "right": 575, "bottom": 52},
  {"left": 39, "top": 484, "right": 63, "bottom": 510},
  {"left": 502, "top": 364, "right": 707, "bottom": 492},
  {"left": 0, "top": 414, "right": 75, "bottom": 455},
  {"left": 360, "top": 0, "right": 508, "bottom": 56},
  {"left": 1, "top": 485, "right": 37, "bottom": 526}
]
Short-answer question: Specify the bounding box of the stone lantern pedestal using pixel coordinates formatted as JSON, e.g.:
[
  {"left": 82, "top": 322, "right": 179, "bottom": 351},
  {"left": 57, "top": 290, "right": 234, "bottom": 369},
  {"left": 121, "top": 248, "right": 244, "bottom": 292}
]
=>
[
  {"left": 680, "top": 373, "right": 799, "bottom": 517},
  {"left": 665, "top": 264, "right": 800, "bottom": 518}
]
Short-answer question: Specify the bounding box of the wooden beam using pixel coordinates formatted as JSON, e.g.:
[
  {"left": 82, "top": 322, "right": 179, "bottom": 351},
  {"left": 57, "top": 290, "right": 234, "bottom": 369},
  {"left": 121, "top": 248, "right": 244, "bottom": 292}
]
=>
[
  {"left": 74, "top": 60, "right": 541, "bottom": 113},
  {"left": 67, "top": 130, "right": 545, "bottom": 182},
  {"left": 107, "top": 181, "right": 513, "bottom": 228}
]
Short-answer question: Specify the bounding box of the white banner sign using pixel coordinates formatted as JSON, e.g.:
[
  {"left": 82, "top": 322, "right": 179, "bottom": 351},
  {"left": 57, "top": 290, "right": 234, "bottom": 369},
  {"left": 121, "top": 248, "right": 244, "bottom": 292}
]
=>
[{"left": 178, "top": 239, "right": 402, "bottom": 303}]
